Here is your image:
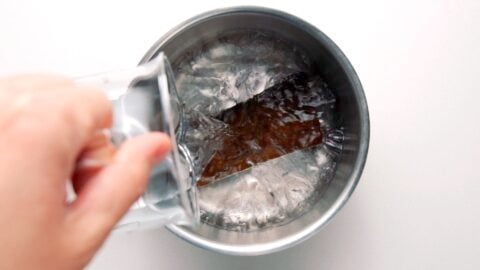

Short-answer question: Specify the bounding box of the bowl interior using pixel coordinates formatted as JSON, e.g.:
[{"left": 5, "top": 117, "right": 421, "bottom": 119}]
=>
[{"left": 142, "top": 8, "right": 368, "bottom": 255}]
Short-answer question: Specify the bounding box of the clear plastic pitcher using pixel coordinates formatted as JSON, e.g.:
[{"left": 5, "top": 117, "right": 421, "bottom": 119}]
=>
[{"left": 75, "top": 53, "right": 198, "bottom": 230}]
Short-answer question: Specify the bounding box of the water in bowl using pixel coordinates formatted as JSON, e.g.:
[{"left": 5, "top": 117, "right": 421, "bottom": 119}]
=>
[{"left": 175, "top": 30, "right": 343, "bottom": 231}]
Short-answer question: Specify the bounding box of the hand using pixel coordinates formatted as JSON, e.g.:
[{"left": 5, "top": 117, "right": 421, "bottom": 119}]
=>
[{"left": 0, "top": 75, "right": 171, "bottom": 269}]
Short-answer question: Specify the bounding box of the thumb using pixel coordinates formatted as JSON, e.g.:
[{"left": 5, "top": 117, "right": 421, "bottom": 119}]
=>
[{"left": 67, "top": 132, "right": 171, "bottom": 245}]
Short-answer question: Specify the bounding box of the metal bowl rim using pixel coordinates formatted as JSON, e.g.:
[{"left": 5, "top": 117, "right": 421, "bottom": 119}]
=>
[{"left": 140, "top": 6, "right": 370, "bottom": 256}]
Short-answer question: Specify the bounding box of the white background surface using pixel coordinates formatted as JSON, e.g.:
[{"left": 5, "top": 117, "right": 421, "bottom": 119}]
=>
[{"left": 1, "top": 0, "right": 480, "bottom": 269}]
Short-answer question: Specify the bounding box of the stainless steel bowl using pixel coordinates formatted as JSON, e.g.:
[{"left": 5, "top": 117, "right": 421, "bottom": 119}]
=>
[{"left": 140, "top": 6, "right": 369, "bottom": 255}]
